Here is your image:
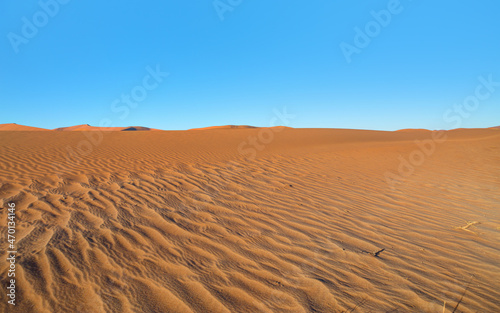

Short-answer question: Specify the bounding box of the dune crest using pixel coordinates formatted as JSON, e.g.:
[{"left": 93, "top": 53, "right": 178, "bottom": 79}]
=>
[
  {"left": 0, "top": 123, "right": 49, "bottom": 131},
  {"left": 53, "top": 124, "right": 160, "bottom": 131},
  {"left": 396, "top": 128, "right": 432, "bottom": 132},
  {"left": 122, "top": 126, "right": 156, "bottom": 131},
  {"left": 189, "top": 125, "right": 258, "bottom": 130}
]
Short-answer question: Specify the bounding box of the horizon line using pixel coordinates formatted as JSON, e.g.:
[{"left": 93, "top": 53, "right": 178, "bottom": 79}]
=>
[{"left": 1, "top": 122, "right": 499, "bottom": 133}]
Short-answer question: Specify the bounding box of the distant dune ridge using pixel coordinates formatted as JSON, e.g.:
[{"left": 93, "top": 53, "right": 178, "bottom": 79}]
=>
[
  {"left": 189, "top": 125, "right": 258, "bottom": 130},
  {"left": 0, "top": 123, "right": 49, "bottom": 131},
  {"left": 53, "top": 124, "right": 120, "bottom": 131},
  {"left": 53, "top": 124, "right": 160, "bottom": 131},
  {"left": 1, "top": 123, "right": 498, "bottom": 132},
  {"left": 0, "top": 125, "right": 499, "bottom": 312},
  {"left": 395, "top": 128, "right": 432, "bottom": 132},
  {"left": 0, "top": 123, "right": 285, "bottom": 132}
]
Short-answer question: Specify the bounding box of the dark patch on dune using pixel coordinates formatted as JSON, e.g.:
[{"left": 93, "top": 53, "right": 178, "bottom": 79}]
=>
[
  {"left": 189, "top": 125, "right": 259, "bottom": 130},
  {"left": 122, "top": 126, "right": 151, "bottom": 131}
]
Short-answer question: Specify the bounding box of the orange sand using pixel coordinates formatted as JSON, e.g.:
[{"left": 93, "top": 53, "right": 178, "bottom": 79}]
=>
[{"left": 0, "top": 127, "right": 499, "bottom": 312}]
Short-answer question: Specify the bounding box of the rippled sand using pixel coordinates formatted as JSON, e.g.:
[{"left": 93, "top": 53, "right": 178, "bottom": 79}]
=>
[{"left": 0, "top": 127, "right": 499, "bottom": 312}]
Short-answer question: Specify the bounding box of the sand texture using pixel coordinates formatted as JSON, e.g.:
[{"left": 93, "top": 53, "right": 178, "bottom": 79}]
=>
[{"left": 0, "top": 127, "right": 499, "bottom": 312}]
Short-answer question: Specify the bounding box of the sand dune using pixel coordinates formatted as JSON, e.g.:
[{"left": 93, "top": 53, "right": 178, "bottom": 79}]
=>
[
  {"left": 1, "top": 127, "right": 499, "bottom": 312},
  {"left": 122, "top": 127, "right": 159, "bottom": 132},
  {"left": 189, "top": 125, "right": 258, "bottom": 131},
  {"left": 188, "top": 125, "right": 293, "bottom": 131},
  {"left": 54, "top": 124, "right": 111, "bottom": 131},
  {"left": 53, "top": 124, "right": 160, "bottom": 132},
  {"left": 0, "top": 123, "right": 49, "bottom": 131},
  {"left": 396, "top": 128, "right": 432, "bottom": 132}
]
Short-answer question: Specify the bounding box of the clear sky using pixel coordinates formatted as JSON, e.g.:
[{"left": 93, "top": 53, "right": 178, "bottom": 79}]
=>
[{"left": 1, "top": 0, "right": 499, "bottom": 130}]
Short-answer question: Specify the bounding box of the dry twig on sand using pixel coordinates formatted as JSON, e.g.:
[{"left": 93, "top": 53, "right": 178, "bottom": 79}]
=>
[{"left": 457, "top": 221, "right": 480, "bottom": 234}]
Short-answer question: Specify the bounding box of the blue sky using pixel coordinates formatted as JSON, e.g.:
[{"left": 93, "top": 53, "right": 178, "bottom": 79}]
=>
[{"left": 1, "top": 0, "right": 499, "bottom": 130}]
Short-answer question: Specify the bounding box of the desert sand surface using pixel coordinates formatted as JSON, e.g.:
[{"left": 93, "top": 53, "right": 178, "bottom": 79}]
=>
[{"left": 0, "top": 127, "right": 499, "bottom": 312}]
